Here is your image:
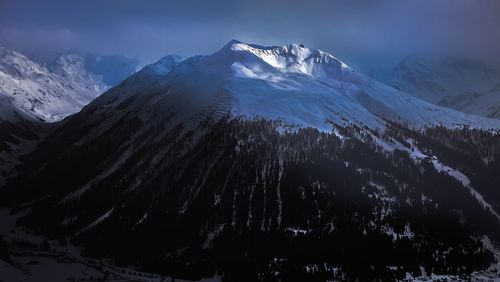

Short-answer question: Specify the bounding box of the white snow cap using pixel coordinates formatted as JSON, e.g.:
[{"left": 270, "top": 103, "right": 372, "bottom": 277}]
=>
[{"left": 220, "top": 39, "right": 350, "bottom": 79}]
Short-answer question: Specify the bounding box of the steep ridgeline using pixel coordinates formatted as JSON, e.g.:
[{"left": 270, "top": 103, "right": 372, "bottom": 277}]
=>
[
  {"left": 2, "top": 41, "right": 500, "bottom": 280},
  {"left": 387, "top": 56, "right": 500, "bottom": 119}
]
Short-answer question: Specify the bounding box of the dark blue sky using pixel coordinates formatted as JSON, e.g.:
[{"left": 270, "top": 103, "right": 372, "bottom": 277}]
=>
[{"left": 1, "top": 0, "right": 499, "bottom": 69}]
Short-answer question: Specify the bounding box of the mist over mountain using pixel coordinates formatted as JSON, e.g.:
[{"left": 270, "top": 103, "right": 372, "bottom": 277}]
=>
[
  {"left": 45, "top": 52, "right": 141, "bottom": 86},
  {"left": 376, "top": 56, "right": 500, "bottom": 119}
]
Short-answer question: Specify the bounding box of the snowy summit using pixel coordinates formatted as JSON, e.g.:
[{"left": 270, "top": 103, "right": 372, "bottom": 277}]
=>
[{"left": 91, "top": 40, "right": 500, "bottom": 132}]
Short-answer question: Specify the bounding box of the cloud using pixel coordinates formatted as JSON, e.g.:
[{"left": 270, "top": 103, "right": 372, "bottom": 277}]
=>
[{"left": 0, "top": 27, "right": 83, "bottom": 55}]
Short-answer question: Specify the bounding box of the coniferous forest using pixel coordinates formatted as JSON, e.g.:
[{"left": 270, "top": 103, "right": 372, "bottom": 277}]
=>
[{"left": 2, "top": 117, "right": 499, "bottom": 280}]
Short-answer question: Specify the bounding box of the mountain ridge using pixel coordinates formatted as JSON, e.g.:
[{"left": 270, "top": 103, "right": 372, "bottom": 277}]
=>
[{"left": 80, "top": 40, "right": 500, "bottom": 134}]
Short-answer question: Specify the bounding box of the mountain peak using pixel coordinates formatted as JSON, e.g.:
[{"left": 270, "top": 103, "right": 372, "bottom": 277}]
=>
[
  {"left": 217, "top": 40, "right": 350, "bottom": 75},
  {"left": 87, "top": 40, "right": 500, "bottom": 133},
  {"left": 225, "top": 39, "right": 244, "bottom": 46},
  {"left": 220, "top": 39, "right": 274, "bottom": 53}
]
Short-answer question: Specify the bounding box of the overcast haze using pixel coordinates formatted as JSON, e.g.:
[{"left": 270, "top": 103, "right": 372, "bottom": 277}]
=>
[{"left": 1, "top": 0, "right": 499, "bottom": 69}]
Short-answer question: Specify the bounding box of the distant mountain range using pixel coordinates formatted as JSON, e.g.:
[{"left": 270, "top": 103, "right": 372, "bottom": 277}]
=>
[
  {"left": 0, "top": 46, "right": 138, "bottom": 122},
  {"left": 3, "top": 42, "right": 500, "bottom": 127},
  {"left": 376, "top": 56, "right": 500, "bottom": 119}
]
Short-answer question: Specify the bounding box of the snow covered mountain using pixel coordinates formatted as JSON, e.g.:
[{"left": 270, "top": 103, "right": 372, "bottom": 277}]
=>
[
  {"left": 387, "top": 56, "right": 500, "bottom": 119},
  {"left": 3, "top": 41, "right": 500, "bottom": 280},
  {"left": 0, "top": 47, "right": 138, "bottom": 122},
  {"left": 0, "top": 47, "right": 104, "bottom": 122},
  {"left": 83, "top": 40, "right": 500, "bottom": 134}
]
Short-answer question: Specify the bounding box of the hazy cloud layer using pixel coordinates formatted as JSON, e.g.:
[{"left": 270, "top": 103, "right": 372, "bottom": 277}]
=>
[{"left": 1, "top": 0, "right": 499, "bottom": 68}]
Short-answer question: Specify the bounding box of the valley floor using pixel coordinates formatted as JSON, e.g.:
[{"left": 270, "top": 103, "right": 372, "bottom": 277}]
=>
[
  {"left": 0, "top": 209, "right": 219, "bottom": 282},
  {"left": 0, "top": 215, "right": 498, "bottom": 282}
]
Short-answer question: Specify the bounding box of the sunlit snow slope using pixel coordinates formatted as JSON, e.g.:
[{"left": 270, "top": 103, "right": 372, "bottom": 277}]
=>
[{"left": 90, "top": 40, "right": 500, "bottom": 131}]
